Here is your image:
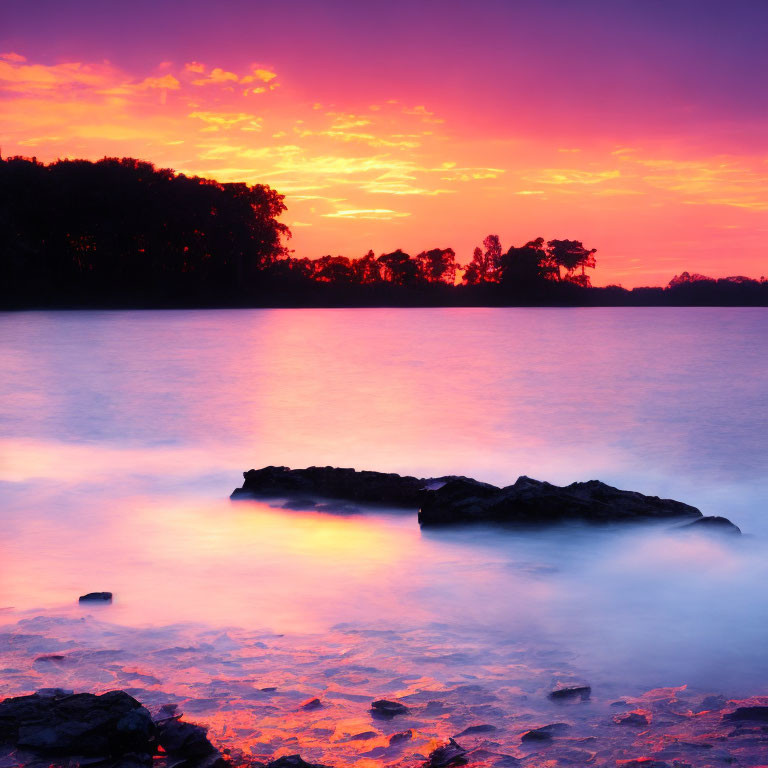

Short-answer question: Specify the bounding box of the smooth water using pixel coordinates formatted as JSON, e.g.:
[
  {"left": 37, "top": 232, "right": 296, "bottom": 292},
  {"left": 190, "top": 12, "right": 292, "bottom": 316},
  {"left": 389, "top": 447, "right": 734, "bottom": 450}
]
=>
[{"left": 1, "top": 308, "right": 767, "bottom": 762}]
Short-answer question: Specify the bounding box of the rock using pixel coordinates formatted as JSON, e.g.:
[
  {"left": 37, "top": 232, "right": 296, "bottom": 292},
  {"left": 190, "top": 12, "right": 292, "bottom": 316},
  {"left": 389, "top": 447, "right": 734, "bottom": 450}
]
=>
[
  {"left": 231, "top": 465, "right": 448, "bottom": 507},
  {"left": 420, "top": 476, "right": 703, "bottom": 527},
  {"left": 0, "top": 690, "right": 221, "bottom": 765},
  {"left": 614, "top": 712, "right": 649, "bottom": 726},
  {"left": 370, "top": 699, "right": 409, "bottom": 718},
  {"left": 299, "top": 698, "right": 323, "bottom": 711},
  {"left": 678, "top": 516, "right": 741, "bottom": 535},
  {"left": 266, "top": 756, "right": 330, "bottom": 768},
  {"left": 456, "top": 724, "right": 497, "bottom": 736},
  {"left": 0, "top": 690, "right": 153, "bottom": 755},
  {"left": 521, "top": 722, "right": 570, "bottom": 741},
  {"left": 426, "top": 738, "right": 467, "bottom": 767},
  {"left": 548, "top": 684, "right": 591, "bottom": 701},
  {"left": 79, "top": 592, "right": 113, "bottom": 602},
  {"left": 347, "top": 731, "right": 377, "bottom": 741},
  {"left": 156, "top": 718, "right": 216, "bottom": 758},
  {"left": 723, "top": 706, "right": 768, "bottom": 722},
  {"left": 618, "top": 762, "right": 672, "bottom": 768},
  {"left": 231, "top": 466, "right": 739, "bottom": 530},
  {"left": 389, "top": 729, "right": 413, "bottom": 744}
]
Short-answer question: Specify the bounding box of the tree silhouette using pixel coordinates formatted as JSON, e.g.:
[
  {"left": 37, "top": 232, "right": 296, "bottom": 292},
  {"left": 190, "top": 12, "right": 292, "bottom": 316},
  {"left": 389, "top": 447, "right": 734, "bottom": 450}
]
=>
[
  {"left": 313, "top": 255, "right": 354, "bottom": 283},
  {"left": 377, "top": 249, "right": 421, "bottom": 286},
  {"left": 416, "top": 247, "right": 457, "bottom": 284},
  {"left": 462, "top": 235, "right": 503, "bottom": 284},
  {"left": 499, "top": 237, "right": 559, "bottom": 286},
  {"left": 547, "top": 239, "right": 597, "bottom": 285},
  {"left": 352, "top": 250, "right": 381, "bottom": 284}
]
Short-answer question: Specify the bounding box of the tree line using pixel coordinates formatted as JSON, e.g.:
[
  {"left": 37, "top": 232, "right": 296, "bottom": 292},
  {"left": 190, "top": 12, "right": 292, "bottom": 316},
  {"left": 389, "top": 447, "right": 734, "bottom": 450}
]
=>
[
  {"left": 1, "top": 155, "right": 765, "bottom": 307},
  {"left": 272, "top": 235, "right": 598, "bottom": 289},
  {"left": 0, "top": 155, "right": 288, "bottom": 304}
]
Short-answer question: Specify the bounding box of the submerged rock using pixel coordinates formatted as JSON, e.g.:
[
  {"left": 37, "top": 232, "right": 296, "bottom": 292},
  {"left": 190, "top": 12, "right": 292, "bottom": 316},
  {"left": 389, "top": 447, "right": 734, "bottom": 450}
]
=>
[
  {"left": 521, "top": 722, "right": 570, "bottom": 741},
  {"left": 678, "top": 516, "right": 741, "bottom": 535},
  {"left": 699, "top": 694, "right": 727, "bottom": 711},
  {"left": 614, "top": 712, "right": 650, "bottom": 726},
  {"left": 78, "top": 592, "right": 113, "bottom": 602},
  {"left": 456, "top": 724, "right": 498, "bottom": 736},
  {"left": 230, "top": 466, "right": 731, "bottom": 528},
  {"left": 347, "top": 731, "right": 377, "bottom": 741},
  {"left": 265, "top": 756, "right": 331, "bottom": 768},
  {"left": 370, "top": 699, "right": 409, "bottom": 718},
  {"left": 426, "top": 738, "right": 467, "bottom": 767},
  {"left": 548, "top": 683, "right": 591, "bottom": 701}
]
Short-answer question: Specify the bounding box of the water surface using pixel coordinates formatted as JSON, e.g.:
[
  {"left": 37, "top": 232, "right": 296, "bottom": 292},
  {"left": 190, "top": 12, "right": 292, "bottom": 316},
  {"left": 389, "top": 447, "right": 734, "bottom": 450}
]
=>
[{"left": 1, "top": 307, "right": 767, "bottom": 764}]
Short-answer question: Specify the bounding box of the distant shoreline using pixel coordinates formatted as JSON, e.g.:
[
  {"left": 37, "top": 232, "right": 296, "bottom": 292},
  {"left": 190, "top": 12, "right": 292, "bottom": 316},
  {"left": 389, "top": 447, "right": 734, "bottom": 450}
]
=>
[{"left": 3, "top": 296, "right": 767, "bottom": 310}]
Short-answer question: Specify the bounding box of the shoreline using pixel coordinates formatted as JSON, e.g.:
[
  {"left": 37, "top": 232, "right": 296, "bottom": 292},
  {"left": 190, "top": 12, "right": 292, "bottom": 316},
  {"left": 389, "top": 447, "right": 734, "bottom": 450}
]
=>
[{"left": 1, "top": 608, "right": 767, "bottom": 768}]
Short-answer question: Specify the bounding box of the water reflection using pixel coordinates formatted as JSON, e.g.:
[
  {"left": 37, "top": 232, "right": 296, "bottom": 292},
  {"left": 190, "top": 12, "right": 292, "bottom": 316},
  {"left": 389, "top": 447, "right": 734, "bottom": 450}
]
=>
[{"left": 0, "top": 307, "right": 767, "bottom": 763}]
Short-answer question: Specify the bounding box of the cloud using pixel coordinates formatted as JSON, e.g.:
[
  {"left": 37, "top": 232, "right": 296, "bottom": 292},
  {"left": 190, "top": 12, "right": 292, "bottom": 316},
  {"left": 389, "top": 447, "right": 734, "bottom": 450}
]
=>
[
  {"left": 323, "top": 208, "right": 411, "bottom": 220},
  {"left": 138, "top": 75, "right": 180, "bottom": 90},
  {"left": 241, "top": 68, "right": 277, "bottom": 84},
  {"left": 191, "top": 67, "right": 239, "bottom": 86},
  {"left": 531, "top": 169, "right": 622, "bottom": 185},
  {"left": 188, "top": 111, "right": 261, "bottom": 130}
]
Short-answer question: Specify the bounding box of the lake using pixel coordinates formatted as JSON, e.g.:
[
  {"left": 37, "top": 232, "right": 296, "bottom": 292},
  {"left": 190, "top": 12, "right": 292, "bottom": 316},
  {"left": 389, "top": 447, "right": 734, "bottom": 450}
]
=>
[{"left": 1, "top": 307, "right": 767, "bottom": 765}]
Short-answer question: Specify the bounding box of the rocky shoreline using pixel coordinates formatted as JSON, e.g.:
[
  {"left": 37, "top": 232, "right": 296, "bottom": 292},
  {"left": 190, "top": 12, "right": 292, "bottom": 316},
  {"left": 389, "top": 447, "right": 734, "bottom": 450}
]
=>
[
  {"left": 3, "top": 686, "right": 768, "bottom": 768},
  {"left": 231, "top": 466, "right": 741, "bottom": 532}
]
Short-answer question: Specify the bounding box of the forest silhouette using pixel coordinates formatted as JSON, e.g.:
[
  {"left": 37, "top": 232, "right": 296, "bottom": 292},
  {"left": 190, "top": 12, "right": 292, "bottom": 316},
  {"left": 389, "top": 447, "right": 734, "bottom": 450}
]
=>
[{"left": 1, "top": 156, "right": 766, "bottom": 308}]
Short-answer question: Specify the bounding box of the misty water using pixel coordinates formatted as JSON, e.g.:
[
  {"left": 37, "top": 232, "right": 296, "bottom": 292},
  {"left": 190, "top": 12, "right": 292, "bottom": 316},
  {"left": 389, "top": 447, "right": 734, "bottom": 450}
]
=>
[{"left": 1, "top": 307, "right": 767, "bottom": 763}]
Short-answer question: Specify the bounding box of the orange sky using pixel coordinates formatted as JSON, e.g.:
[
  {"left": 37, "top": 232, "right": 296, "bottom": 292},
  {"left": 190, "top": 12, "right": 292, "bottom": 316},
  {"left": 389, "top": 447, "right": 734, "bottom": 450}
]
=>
[{"left": 1, "top": 1, "right": 767, "bottom": 287}]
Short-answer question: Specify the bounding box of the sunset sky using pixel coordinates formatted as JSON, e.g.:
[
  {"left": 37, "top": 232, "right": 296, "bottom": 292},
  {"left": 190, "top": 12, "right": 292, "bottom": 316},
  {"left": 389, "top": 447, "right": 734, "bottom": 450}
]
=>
[{"left": 1, "top": 0, "right": 767, "bottom": 286}]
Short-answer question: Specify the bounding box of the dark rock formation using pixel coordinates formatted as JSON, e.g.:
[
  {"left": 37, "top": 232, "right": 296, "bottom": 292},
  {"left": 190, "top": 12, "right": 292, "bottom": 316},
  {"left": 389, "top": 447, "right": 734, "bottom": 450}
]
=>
[
  {"left": 370, "top": 699, "right": 409, "bottom": 718},
  {"left": 419, "top": 476, "right": 702, "bottom": 527},
  {"left": 679, "top": 516, "right": 742, "bottom": 535},
  {"left": 426, "top": 738, "right": 467, "bottom": 767},
  {"left": 724, "top": 706, "right": 768, "bottom": 722},
  {"left": 230, "top": 466, "right": 730, "bottom": 529},
  {"left": 299, "top": 697, "right": 323, "bottom": 711},
  {"left": 389, "top": 729, "right": 413, "bottom": 744},
  {"left": 0, "top": 690, "right": 152, "bottom": 755},
  {"left": 521, "top": 722, "right": 570, "bottom": 741},
  {"left": 231, "top": 465, "right": 446, "bottom": 507},
  {"left": 0, "top": 689, "right": 220, "bottom": 765},
  {"left": 79, "top": 592, "right": 113, "bottom": 602}
]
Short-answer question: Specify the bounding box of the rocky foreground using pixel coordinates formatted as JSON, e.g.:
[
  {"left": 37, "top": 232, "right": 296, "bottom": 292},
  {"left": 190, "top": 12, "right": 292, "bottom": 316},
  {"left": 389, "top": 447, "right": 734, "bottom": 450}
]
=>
[
  {"left": 3, "top": 686, "right": 768, "bottom": 768},
  {"left": 231, "top": 466, "right": 741, "bottom": 531}
]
